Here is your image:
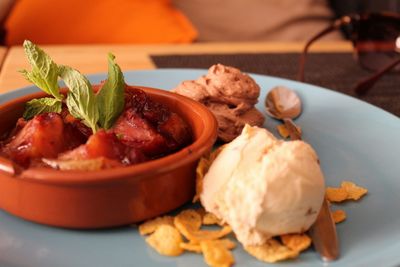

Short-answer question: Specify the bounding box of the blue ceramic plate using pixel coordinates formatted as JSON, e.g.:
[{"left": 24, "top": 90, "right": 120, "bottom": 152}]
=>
[{"left": 0, "top": 69, "right": 399, "bottom": 267}]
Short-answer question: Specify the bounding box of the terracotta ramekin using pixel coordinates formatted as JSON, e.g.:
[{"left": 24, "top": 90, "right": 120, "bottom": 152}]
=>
[{"left": 0, "top": 86, "right": 217, "bottom": 229}]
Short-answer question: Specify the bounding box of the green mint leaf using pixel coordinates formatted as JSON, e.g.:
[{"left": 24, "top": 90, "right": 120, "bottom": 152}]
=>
[
  {"left": 96, "top": 53, "right": 125, "bottom": 129},
  {"left": 23, "top": 97, "right": 62, "bottom": 120},
  {"left": 59, "top": 65, "right": 99, "bottom": 133},
  {"left": 20, "top": 40, "right": 63, "bottom": 101}
]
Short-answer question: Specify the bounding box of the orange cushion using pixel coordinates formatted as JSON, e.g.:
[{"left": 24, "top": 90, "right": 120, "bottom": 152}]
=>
[{"left": 5, "top": 0, "right": 197, "bottom": 45}]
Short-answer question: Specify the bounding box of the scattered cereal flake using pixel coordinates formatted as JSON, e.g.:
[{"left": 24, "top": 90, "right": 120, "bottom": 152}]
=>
[
  {"left": 203, "top": 212, "right": 223, "bottom": 225},
  {"left": 280, "top": 234, "right": 312, "bottom": 252},
  {"left": 332, "top": 209, "right": 346, "bottom": 223},
  {"left": 180, "top": 242, "right": 202, "bottom": 253},
  {"left": 326, "top": 181, "right": 368, "bottom": 202},
  {"left": 194, "top": 157, "right": 210, "bottom": 202},
  {"left": 276, "top": 124, "right": 302, "bottom": 139},
  {"left": 174, "top": 209, "right": 202, "bottom": 232},
  {"left": 276, "top": 124, "right": 290, "bottom": 139},
  {"left": 139, "top": 216, "right": 174, "bottom": 235},
  {"left": 186, "top": 225, "right": 232, "bottom": 243},
  {"left": 218, "top": 238, "right": 237, "bottom": 250},
  {"left": 180, "top": 238, "right": 236, "bottom": 254},
  {"left": 175, "top": 216, "right": 232, "bottom": 243},
  {"left": 244, "top": 239, "right": 299, "bottom": 263},
  {"left": 193, "top": 147, "right": 225, "bottom": 203},
  {"left": 201, "top": 240, "right": 235, "bottom": 267},
  {"left": 174, "top": 219, "right": 193, "bottom": 240},
  {"left": 145, "top": 225, "right": 184, "bottom": 256},
  {"left": 326, "top": 187, "right": 348, "bottom": 202},
  {"left": 196, "top": 207, "right": 207, "bottom": 218},
  {"left": 341, "top": 181, "right": 368, "bottom": 200}
]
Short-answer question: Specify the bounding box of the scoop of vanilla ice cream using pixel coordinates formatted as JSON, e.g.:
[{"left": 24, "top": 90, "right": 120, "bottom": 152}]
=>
[{"left": 200, "top": 125, "right": 325, "bottom": 246}]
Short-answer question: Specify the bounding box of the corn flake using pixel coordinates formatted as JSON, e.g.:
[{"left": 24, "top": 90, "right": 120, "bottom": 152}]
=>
[
  {"left": 276, "top": 124, "right": 302, "bottom": 139},
  {"left": 174, "top": 209, "right": 202, "bottom": 232},
  {"left": 326, "top": 187, "right": 348, "bottom": 202},
  {"left": 203, "top": 212, "right": 223, "bottom": 225},
  {"left": 186, "top": 225, "right": 232, "bottom": 243},
  {"left": 280, "top": 234, "right": 311, "bottom": 252},
  {"left": 244, "top": 239, "right": 299, "bottom": 263},
  {"left": 181, "top": 238, "right": 236, "bottom": 255},
  {"left": 201, "top": 240, "right": 235, "bottom": 267},
  {"left": 193, "top": 147, "right": 225, "bottom": 203},
  {"left": 196, "top": 207, "right": 207, "bottom": 218},
  {"left": 332, "top": 209, "right": 346, "bottom": 223},
  {"left": 341, "top": 181, "right": 368, "bottom": 200},
  {"left": 180, "top": 242, "right": 202, "bottom": 253},
  {"left": 139, "top": 216, "right": 174, "bottom": 235},
  {"left": 276, "top": 124, "right": 290, "bottom": 139},
  {"left": 175, "top": 217, "right": 232, "bottom": 243},
  {"left": 145, "top": 225, "right": 184, "bottom": 256},
  {"left": 326, "top": 181, "right": 368, "bottom": 202},
  {"left": 193, "top": 157, "right": 210, "bottom": 202},
  {"left": 218, "top": 238, "right": 237, "bottom": 250}
]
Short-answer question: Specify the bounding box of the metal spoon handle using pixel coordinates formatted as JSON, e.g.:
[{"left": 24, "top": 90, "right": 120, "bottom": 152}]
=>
[
  {"left": 284, "top": 118, "right": 339, "bottom": 261},
  {"left": 309, "top": 197, "right": 340, "bottom": 261}
]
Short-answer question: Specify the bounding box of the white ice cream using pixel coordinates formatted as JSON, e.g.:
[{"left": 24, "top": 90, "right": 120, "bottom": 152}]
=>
[{"left": 200, "top": 125, "right": 325, "bottom": 246}]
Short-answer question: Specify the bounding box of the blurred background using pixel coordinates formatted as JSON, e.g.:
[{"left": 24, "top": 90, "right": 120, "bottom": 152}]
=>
[{"left": 0, "top": 0, "right": 399, "bottom": 45}]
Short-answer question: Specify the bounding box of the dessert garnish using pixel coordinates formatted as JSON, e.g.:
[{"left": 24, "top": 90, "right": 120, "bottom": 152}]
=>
[
  {"left": 139, "top": 125, "right": 368, "bottom": 266},
  {"left": 21, "top": 40, "right": 124, "bottom": 133},
  {"left": 173, "top": 64, "right": 264, "bottom": 142},
  {"left": 200, "top": 125, "right": 325, "bottom": 246},
  {"left": 0, "top": 41, "right": 191, "bottom": 170}
]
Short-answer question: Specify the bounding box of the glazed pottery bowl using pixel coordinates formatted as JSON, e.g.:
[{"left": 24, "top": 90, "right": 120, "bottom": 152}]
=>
[{"left": 0, "top": 86, "right": 218, "bottom": 229}]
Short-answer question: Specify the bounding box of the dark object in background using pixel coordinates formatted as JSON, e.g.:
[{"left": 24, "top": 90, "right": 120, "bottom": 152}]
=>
[
  {"left": 329, "top": 0, "right": 400, "bottom": 38},
  {"left": 298, "top": 13, "right": 400, "bottom": 96},
  {"left": 330, "top": 0, "right": 400, "bottom": 16}
]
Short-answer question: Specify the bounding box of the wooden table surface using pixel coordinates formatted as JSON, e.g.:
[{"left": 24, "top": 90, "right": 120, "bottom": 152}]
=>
[{"left": 0, "top": 41, "right": 352, "bottom": 93}]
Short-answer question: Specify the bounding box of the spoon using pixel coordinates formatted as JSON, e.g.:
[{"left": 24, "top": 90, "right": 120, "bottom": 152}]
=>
[
  {"left": 265, "top": 86, "right": 302, "bottom": 140},
  {"left": 265, "top": 86, "right": 339, "bottom": 261}
]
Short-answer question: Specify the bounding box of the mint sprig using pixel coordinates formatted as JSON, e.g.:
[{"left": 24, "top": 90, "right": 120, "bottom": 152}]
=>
[
  {"left": 20, "top": 40, "right": 63, "bottom": 101},
  {"left": 59, "top": 66, "right": 99, "bottom": 133},
  {"left": 96, "top": 53, "right": 125, "bottom": 129},
  {"left": 23, "top": 98, "right": 62, "bottom": 120},
  {"left": 20, "top": 41, "right": 126, "bottom": 133}
]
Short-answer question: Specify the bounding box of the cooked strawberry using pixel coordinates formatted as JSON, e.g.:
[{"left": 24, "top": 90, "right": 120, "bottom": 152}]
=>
[
  {"left": 61, "top": 107, "right": 93, "bottom": 138},
  {"left": 124, "top": 87, "right": 148, "bottom": 112},
  {"left": 112, "top": 109, "right": 168, "bottom": 157},
  {"left": 113, "top": 86, "right": 192, "bottom": 157},
  {"left": 1, "top": 113, "right": 74, "bottom": 167},
  {"left": 158, "top": 112, "right": 192, "bottom": 150},
  {"left": 142, "top": 95, "right": 192, "bottom": 151},
  {"left": 0, "top": 86, "right": 192, "bottom": 170},
  {"left": 59, "top": 130, "right": 146, "bottom": 165}
]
